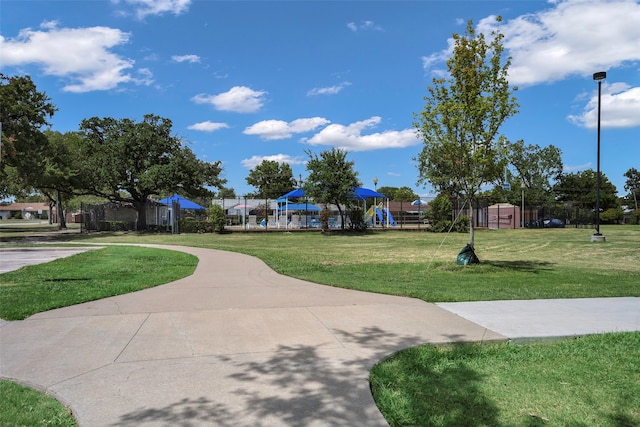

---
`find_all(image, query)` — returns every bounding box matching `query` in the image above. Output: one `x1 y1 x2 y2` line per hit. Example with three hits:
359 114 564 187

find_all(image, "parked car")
542 218 565 228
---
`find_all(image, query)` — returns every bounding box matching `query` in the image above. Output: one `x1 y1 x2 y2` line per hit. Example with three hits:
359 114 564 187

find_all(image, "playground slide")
384 209 397 227
375 208 384 224
375 208 397 227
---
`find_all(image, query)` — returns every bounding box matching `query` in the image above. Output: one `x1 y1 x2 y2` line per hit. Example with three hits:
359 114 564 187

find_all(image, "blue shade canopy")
280 187 384 200
281 189 305 198
348 187 385 200
158 194 206 210
278 203 320 211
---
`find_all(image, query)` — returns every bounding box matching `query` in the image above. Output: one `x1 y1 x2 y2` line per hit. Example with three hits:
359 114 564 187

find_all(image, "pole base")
591 234 606 243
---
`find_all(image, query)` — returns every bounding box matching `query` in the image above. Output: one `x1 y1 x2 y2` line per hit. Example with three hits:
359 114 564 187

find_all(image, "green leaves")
77 114 225 229
414 17 519 247
304 148 360 229
245 160 296 199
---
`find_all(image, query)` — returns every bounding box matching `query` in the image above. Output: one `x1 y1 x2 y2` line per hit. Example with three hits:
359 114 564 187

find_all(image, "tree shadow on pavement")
113 397 236 427
112 326 500 426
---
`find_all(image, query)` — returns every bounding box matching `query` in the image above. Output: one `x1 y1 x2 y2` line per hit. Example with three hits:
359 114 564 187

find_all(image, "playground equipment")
366 203 396 227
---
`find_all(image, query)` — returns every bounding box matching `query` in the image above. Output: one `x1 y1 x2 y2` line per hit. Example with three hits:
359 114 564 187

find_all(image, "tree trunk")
56 190 67 229
468 197 475 249
134 199 148 230
336 204 345 230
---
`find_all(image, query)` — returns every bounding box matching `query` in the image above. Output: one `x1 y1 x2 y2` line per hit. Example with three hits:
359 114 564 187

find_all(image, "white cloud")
241 154 306 169
192 86 267 113
303 116 420 152
244 117 330 140
0 21 141 92
422 1 640 86
307 81 351 96
117 0 192 19
187 121 229 132
172 54 201 63
482 0 640 86
346 20 384 32
564 162 592 173
420 37 455 78
568 83 640 129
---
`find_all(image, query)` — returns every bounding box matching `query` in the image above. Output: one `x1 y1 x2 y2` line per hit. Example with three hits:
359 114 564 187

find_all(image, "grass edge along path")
0 245 198 321
0 380 77 427
370 332 640 427
54 225 640 303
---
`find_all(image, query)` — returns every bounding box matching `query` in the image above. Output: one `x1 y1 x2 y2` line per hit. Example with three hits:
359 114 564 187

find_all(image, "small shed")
488 203 521 229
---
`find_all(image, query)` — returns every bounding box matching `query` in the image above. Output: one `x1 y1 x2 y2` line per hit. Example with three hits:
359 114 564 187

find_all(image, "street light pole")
521 181 525 228
592 71 606 242
373 176 378 228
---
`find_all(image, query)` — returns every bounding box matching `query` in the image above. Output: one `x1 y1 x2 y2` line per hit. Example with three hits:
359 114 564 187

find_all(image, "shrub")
178 218 209 233
601 207 623 224
208 205 226 233
453 214 470 232
430 219 452 233
426 194 455 233
348 208 368 231
98 220 129 231
319 208 331 231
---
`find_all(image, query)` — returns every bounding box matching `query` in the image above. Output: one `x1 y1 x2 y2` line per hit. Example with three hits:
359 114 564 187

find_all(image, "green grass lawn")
0 245 198 320
49 225 640 302
370 332 640 427
0 380 76 427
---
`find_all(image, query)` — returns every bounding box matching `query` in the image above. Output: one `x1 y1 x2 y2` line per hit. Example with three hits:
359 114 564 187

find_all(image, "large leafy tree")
78 114 225 230
36 131 87 228
377 186 419 202
0 74 57 198
414 18 519 250
245 160 296 199
489 140 564 206
217 187 237 199
623 167 639 210
304 148 360 230
554 170 618 211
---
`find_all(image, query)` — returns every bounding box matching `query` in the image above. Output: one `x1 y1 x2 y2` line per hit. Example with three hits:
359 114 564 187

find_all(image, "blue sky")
1 0 639 198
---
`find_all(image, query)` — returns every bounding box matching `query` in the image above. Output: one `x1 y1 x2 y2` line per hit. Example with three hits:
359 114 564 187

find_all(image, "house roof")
0 203 50 212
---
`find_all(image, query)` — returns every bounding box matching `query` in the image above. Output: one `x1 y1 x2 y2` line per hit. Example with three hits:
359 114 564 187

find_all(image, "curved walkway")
1 245 638 426
1 245 503 426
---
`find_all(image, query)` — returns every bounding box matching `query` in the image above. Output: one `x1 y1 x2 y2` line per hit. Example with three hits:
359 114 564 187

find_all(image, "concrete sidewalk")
1 245 638 426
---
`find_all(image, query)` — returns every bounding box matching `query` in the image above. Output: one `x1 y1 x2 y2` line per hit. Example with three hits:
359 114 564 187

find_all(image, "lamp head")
593 71 606 81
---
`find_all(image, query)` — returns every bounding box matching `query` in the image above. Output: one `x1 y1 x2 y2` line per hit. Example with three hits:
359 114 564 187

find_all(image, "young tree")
414 18 518 251
245 160 296 199
78 114 226 230
623 167 639 210
305 148 360 230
